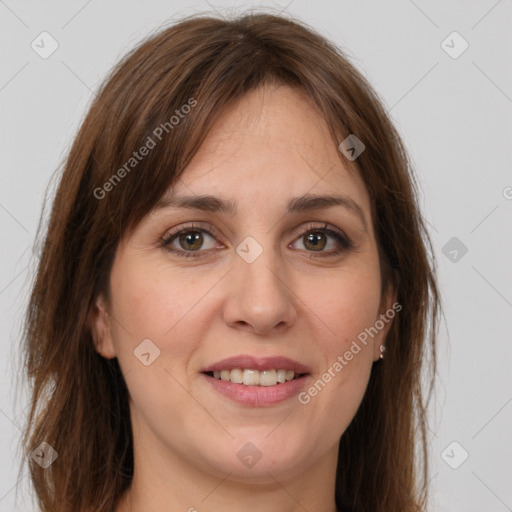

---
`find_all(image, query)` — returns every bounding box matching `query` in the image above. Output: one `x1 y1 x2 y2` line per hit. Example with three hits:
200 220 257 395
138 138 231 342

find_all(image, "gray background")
1 1 511 510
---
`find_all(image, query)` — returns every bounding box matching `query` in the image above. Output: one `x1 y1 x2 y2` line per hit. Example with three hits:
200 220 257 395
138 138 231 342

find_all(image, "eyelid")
290 222 354 252
162 222 226 245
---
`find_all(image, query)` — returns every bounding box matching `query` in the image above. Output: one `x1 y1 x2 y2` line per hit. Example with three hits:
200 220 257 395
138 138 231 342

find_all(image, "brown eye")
161 223 223 259
303 231 327 251
290 223 354 257
178 231 204 251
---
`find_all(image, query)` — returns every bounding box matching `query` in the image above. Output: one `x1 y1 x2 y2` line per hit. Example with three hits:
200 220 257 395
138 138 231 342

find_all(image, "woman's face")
92 84 394 484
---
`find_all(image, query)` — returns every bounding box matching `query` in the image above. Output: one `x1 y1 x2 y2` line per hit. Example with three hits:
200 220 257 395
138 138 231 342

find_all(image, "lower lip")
202 373 310 407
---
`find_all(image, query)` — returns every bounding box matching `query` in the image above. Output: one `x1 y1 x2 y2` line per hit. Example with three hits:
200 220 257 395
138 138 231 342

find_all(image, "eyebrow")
152 193 368 231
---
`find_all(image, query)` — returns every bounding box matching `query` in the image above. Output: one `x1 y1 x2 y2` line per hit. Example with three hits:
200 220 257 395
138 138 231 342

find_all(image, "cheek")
108 260 212 426
109 256 230 376
301 261 382 346
297 260 381 416
108 258 188 359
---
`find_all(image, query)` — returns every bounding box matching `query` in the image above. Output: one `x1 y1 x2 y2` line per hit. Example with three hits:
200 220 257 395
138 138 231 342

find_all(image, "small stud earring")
379 345 386 359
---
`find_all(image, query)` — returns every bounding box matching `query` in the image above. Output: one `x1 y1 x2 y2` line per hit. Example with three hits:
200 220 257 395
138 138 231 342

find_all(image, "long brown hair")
19 11 440 512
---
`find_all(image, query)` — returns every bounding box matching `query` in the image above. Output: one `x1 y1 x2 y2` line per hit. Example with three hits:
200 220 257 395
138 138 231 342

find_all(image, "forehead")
166 84 370 215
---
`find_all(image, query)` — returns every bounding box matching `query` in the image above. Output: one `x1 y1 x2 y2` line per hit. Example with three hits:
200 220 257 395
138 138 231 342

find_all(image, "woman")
20 11 440 512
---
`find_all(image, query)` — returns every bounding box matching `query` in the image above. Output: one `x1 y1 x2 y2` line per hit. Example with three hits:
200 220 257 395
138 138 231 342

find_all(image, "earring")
379 345 386 359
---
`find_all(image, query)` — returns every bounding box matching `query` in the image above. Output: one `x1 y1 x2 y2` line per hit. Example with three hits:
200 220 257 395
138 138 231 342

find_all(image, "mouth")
200 355 311 406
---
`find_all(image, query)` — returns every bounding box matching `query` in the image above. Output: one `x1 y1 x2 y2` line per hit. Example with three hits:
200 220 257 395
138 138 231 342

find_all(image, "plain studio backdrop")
1 1 511 511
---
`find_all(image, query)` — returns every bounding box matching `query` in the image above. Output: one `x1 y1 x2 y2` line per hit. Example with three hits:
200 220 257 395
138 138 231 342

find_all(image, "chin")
211 439 308 481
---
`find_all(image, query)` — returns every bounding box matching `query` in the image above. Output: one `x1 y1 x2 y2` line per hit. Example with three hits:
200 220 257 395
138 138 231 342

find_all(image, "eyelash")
160 222 354 259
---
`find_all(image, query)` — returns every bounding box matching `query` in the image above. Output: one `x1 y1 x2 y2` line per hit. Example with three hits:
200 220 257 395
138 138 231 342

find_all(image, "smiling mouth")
203 369 307 386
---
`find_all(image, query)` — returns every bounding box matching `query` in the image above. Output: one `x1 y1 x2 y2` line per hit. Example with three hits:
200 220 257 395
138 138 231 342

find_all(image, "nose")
222 247 298 336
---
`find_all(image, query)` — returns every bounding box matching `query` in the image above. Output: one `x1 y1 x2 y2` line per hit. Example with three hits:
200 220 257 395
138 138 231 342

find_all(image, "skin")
90 83 395 512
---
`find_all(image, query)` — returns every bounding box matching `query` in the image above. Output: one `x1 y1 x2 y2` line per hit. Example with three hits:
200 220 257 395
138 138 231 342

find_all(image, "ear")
88 294 117 359
372 285 399 362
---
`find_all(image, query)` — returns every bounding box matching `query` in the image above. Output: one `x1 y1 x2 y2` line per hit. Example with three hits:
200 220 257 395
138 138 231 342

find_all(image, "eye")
290 223 354 257
160 223 223 259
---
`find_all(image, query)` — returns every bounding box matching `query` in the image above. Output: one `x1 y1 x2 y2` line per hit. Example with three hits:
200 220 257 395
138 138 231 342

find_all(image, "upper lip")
202 355 311 375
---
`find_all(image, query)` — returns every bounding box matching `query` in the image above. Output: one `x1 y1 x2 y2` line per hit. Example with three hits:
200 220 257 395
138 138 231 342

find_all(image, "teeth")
259 370 277 387
210 368 299 386
230 368 243 384
243 369 260 386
